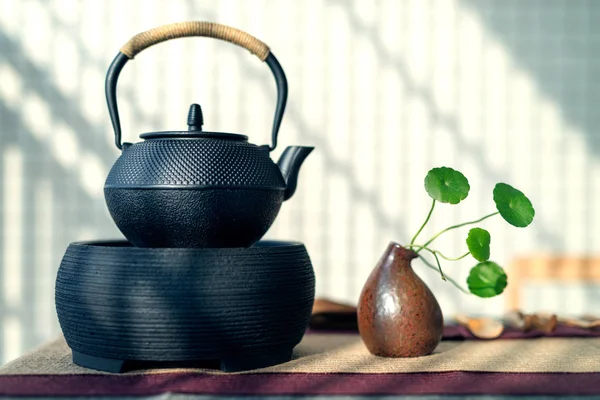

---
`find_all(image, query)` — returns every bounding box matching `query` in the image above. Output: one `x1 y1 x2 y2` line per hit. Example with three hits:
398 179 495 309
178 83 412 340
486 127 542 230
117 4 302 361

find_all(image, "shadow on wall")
461 0 600 312
0 100 117 362
326 0 567 250
462 0 599 152
0 25 122 363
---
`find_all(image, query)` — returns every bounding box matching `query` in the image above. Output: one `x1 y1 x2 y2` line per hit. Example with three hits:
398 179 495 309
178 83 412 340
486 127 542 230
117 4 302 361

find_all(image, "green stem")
417 211 500 252
430 251 446 281
438 251 470 261
410 199 436 245
417 254 470 294
405 244 470 261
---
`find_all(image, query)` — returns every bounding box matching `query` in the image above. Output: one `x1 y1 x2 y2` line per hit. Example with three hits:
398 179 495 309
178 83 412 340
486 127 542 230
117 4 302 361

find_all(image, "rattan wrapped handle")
120 21 270 61
106 21 287 151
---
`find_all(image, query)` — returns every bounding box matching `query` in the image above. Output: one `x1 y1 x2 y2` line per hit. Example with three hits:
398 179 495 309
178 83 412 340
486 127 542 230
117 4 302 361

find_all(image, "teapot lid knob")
187 104 203 132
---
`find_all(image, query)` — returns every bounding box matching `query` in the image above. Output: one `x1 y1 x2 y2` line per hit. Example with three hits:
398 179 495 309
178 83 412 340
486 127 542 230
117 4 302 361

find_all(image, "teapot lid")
139 104 248 141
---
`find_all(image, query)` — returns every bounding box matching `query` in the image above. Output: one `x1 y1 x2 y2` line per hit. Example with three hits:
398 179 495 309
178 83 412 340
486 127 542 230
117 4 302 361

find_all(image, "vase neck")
384 242 418 263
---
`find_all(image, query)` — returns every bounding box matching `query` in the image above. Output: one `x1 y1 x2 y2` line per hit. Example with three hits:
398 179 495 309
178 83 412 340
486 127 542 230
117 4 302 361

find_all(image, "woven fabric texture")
2 334 600 375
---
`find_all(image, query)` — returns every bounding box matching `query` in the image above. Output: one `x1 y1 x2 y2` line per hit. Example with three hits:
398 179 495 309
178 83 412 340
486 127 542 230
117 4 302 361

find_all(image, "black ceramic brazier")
103 21 313 248
55 240 315 372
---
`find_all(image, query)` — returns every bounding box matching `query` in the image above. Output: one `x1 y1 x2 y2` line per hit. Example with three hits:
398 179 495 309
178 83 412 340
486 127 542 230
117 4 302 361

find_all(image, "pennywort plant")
406 167 535 298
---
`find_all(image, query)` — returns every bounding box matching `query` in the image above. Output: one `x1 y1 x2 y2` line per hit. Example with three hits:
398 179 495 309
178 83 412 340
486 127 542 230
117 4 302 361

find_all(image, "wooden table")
1 333 600 398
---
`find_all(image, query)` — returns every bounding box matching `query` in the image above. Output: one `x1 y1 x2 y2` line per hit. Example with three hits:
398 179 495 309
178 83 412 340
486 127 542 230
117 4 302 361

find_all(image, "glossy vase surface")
357 242 443 357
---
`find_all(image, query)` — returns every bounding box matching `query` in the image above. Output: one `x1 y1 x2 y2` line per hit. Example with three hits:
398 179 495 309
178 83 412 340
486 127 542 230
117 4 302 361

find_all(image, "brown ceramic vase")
358 242 443 357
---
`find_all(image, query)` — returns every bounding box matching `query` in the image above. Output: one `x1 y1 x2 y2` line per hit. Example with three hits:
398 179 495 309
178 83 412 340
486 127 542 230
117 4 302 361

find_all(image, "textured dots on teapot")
105 140 285 188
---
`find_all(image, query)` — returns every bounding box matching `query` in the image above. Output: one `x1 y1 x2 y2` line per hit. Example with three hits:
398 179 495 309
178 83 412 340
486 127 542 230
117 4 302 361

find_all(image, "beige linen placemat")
2 334 600 375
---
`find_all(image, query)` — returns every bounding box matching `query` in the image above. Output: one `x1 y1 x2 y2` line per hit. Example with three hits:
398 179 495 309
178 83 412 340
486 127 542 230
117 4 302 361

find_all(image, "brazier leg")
220 348 293 372
72 350 126 373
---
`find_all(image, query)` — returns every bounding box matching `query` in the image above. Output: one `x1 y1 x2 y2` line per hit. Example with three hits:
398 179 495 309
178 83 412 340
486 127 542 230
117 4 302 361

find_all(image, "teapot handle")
105 21 287 151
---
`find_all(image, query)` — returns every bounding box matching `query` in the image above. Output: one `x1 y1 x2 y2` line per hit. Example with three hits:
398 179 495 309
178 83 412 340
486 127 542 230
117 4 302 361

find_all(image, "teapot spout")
277 146 314 201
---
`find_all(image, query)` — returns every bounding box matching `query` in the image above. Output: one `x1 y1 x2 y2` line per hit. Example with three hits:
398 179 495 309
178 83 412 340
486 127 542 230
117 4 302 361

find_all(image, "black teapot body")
103 22 312 248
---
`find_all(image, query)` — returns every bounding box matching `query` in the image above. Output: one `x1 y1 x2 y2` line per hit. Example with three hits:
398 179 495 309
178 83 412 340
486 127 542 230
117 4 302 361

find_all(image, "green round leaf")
467 261 507 298
424 167 470 204
493 183 535 227
466 228 491 262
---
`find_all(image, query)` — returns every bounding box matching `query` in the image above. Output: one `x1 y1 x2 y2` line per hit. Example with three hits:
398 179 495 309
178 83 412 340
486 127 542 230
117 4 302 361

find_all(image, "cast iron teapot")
104 22 313 248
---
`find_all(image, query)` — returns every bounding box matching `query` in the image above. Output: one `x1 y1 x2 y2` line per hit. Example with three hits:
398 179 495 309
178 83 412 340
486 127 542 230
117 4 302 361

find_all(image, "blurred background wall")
0 0 598 363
